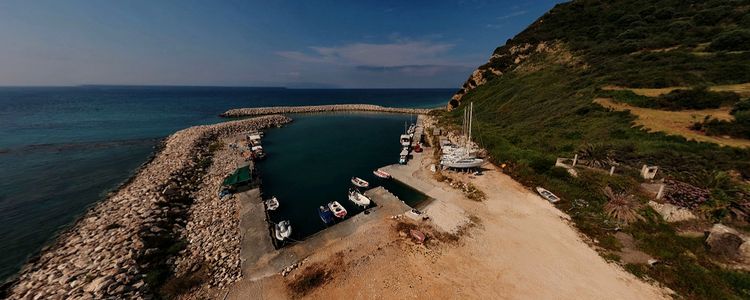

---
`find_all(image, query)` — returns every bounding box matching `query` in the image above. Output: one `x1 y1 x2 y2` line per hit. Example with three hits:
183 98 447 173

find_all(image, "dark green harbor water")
258 112 428 240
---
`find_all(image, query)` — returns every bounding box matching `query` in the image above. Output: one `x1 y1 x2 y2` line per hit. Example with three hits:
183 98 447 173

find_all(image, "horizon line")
0 84 458 90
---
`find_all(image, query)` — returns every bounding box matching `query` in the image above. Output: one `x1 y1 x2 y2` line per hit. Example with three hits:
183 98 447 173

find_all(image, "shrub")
709 30 750 51
658 87 740 110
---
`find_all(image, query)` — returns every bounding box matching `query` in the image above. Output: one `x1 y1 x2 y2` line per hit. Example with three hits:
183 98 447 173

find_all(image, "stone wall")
220 104 431 118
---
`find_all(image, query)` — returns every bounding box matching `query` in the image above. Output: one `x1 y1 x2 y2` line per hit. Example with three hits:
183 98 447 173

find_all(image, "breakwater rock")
4 115 291 299
220 104 431 118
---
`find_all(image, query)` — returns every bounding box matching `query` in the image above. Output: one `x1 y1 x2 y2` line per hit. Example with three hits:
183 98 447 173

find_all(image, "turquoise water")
258 113 428 240
0 87 451 281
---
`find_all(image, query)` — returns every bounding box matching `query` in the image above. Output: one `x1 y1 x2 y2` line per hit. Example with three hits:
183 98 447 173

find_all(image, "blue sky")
0 0 561 88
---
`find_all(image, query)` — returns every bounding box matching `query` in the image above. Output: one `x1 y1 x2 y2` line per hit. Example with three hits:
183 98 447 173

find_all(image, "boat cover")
222 166 253 186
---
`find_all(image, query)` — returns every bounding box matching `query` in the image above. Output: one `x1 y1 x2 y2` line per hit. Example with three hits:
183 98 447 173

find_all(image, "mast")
469 102 473 145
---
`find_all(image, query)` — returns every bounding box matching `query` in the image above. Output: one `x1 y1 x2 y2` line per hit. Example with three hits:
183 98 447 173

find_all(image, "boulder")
706 224 750 261
648 201 696 223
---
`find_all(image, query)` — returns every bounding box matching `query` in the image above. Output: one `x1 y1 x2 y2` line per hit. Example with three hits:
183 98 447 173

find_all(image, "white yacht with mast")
441 102 484 169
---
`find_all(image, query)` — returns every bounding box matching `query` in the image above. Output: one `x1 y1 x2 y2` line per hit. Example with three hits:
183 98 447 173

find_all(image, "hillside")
443 0 750 299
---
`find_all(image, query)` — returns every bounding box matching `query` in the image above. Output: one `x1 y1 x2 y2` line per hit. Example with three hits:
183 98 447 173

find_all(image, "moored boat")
373 169 391 179
328 201 347 218
319 205 335 224
265 196 280 210
351 177 369 188
348 189 371 207
535 187 561 203
274 220 292 241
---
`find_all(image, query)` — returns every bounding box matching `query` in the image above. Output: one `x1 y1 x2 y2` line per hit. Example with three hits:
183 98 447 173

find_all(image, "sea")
0 86 453 282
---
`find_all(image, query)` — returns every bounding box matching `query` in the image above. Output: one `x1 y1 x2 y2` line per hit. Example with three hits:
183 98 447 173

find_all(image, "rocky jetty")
220 104 431 118
4 115 291 299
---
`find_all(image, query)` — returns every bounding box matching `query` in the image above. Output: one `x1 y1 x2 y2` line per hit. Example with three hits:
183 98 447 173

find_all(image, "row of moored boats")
266 171 391 241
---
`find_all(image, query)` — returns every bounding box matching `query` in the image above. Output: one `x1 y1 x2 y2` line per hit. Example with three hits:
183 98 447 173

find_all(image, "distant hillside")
443 1 750 298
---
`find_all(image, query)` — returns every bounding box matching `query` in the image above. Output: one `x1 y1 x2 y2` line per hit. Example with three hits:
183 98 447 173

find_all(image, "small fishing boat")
351 177 369 188
399 148 409 165
348 189 371 207
274 220 292 241
400 134 411 147
328 201 347 219
373 169 391 179
318 205 335 224
535 187 561 203
265 196 280 211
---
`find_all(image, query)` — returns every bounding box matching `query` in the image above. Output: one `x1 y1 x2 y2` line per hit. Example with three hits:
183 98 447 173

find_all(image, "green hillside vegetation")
441 0 750 298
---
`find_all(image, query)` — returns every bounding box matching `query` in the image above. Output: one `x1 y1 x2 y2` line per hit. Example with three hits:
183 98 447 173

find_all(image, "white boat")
373 169 391 179
348 189 371 207
535 187 561 203
399 148 409 165
274 220 292 241
265 196 279 210
400 134 411 147
442 157 484 169
351 177 369 188
328 201 347 218
441 102 484 169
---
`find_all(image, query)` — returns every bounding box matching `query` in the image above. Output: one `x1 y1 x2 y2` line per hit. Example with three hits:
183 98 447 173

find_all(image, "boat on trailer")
351 177 369 188
535 187 561 203
274 220 292 241
328 201 347 219
373 169 391 179
319 206 335 224
265 196 280 211
348 189 371 207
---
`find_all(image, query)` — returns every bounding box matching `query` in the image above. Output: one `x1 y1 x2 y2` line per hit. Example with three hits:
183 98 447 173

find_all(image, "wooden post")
572 154 578 166
609 166 615 176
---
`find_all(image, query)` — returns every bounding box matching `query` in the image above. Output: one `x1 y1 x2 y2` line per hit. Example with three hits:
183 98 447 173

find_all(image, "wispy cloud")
486 10 528 30
496 10 527 20
276 40 463 67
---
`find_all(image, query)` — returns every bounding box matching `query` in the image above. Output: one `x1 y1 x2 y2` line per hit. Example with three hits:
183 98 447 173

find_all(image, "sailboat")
441 102 484 169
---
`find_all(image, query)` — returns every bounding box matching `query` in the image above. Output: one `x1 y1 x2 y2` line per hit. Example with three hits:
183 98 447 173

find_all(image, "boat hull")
442 158 484 169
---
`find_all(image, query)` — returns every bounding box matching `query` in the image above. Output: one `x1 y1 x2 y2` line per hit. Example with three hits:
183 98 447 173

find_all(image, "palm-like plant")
602 186 644 224
577 143 616 169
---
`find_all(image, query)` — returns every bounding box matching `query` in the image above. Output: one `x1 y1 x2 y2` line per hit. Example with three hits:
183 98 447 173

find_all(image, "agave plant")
577 143 616 169
602 186 644 224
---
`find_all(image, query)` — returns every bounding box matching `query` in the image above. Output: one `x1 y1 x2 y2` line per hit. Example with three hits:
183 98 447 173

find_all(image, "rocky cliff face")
449 41 566 110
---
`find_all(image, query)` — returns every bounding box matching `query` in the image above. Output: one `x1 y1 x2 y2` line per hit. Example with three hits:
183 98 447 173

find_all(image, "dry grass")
601 83 750 98
593 98 750 148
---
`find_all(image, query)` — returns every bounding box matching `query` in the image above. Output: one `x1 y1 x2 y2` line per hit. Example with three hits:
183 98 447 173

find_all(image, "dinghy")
351 177 369 188
535 187 561 203
265 196 280 211
319 205 335 225
274 220 292 241
348 189 371 207
328 201 347 219
373 169 391 179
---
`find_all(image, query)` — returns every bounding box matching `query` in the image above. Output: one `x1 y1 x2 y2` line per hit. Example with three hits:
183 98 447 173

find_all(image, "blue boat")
319 205 335 224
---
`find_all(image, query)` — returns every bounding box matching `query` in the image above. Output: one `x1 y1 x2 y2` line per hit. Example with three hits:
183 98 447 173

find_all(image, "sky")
0 0 562 88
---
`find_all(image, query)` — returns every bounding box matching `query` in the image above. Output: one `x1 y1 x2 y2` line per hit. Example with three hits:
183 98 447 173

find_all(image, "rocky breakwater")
3 115 291 299
220 104 431 118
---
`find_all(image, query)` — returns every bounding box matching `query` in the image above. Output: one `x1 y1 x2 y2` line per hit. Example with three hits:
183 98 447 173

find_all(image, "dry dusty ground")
593 97 750 148
224 153 670 299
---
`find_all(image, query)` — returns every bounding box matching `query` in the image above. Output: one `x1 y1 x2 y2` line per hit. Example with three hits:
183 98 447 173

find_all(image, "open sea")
0 86 452 282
